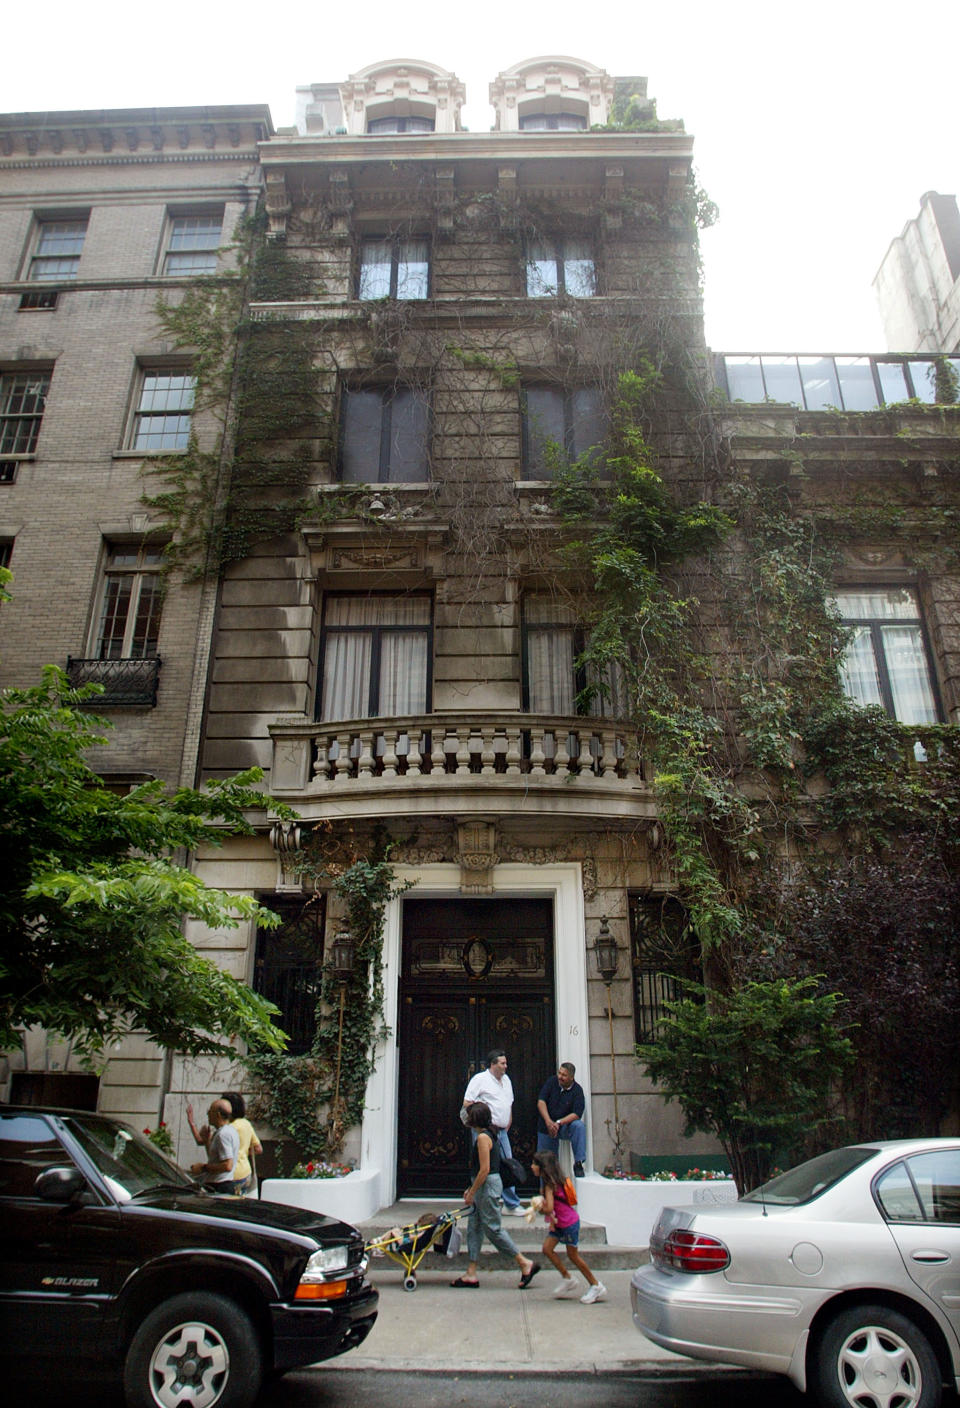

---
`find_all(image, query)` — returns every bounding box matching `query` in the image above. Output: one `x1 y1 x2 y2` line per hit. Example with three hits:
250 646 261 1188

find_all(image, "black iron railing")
65 656 161 707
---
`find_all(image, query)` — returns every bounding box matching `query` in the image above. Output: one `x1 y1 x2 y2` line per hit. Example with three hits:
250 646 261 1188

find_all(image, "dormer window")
518 112 587 131
367 114 435 134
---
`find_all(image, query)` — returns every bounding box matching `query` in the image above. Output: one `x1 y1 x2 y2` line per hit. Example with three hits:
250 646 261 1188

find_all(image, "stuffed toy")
523 1194 545 1223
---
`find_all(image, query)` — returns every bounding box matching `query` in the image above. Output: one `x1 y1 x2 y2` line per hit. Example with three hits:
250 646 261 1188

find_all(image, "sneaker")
504 1204 528 1216
580 1281 607 1305
573 1161 585 1177
552 1277 580 1299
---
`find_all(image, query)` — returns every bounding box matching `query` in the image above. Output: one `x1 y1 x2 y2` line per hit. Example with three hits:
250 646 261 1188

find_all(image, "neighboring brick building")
0 104 270 1122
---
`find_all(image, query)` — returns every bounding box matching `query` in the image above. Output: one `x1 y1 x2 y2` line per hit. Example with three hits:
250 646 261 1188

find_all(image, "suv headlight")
302 1246 349 1279
295 1245 351 1301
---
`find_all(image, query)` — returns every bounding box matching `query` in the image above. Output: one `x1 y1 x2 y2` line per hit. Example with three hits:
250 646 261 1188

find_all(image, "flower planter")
259 1168 381 1226
576 1175 737 1247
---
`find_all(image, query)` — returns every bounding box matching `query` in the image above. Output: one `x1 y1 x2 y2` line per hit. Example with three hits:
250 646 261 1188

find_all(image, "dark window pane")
570 387 605 456
387 388 429 481
341 389 383 482
0 1115 65 1198
523 386 565 473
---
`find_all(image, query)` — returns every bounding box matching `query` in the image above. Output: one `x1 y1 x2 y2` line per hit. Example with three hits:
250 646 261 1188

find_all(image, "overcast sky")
5 0 956 351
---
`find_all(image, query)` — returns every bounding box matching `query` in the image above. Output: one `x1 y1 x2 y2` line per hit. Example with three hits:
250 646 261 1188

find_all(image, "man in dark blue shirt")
536 1061 587 1176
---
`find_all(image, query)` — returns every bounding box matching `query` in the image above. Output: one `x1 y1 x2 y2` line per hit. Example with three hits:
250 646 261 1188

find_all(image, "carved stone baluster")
480 725 496 775
334 732 353 781
554 730 570 778
432 730 447 775
529 726 546 777
505 727 522 775
313 736 330 781
600 728 618 779
455 727 472 775
381 728 399 779
406 728 422 777
357 730 375 779
576 731 593 775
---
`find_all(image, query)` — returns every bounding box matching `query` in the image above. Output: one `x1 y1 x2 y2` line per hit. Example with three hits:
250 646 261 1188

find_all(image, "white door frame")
360 862 591 1206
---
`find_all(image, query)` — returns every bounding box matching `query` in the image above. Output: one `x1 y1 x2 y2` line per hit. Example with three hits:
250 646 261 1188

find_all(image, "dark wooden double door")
397 898 555 1197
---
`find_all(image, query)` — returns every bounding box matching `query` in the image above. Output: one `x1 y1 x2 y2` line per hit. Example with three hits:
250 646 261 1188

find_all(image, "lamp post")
592 915 627 1171
329 925 356 1126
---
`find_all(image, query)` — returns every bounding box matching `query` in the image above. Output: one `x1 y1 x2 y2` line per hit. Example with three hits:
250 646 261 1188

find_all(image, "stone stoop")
358 1201 649 1274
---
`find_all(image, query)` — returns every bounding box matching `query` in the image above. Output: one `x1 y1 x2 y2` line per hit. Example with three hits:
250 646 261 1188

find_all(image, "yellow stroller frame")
364 1206 471 1290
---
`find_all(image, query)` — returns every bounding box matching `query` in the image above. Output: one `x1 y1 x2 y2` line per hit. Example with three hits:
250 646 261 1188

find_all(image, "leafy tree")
0 662 289 1061
640 977 853 1194
765 841 960 1140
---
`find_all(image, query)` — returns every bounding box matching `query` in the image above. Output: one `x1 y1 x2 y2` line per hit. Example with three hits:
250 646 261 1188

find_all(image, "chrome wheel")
124 1292 261 1408
812 1304 942 1408
147 1318 229 1408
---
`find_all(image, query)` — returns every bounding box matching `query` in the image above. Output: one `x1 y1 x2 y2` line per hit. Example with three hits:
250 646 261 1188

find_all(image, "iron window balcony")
65 656 161 707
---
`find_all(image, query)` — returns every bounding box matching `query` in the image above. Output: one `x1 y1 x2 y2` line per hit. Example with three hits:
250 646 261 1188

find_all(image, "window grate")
65 656 161 707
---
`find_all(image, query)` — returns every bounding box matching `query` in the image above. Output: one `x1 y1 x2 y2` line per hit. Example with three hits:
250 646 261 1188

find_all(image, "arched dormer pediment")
340 58 465 136
489 55 614 132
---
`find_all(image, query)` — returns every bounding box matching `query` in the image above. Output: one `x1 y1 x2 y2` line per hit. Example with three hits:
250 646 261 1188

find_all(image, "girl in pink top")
531 1150 606 1303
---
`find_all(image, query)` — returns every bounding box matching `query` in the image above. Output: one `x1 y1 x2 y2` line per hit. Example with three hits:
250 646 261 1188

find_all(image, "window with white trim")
129 370 195 452
28 217 88 281
526 237 596 297
94 546 165 660
521 384 605 477
834 588 940 725
162 211 222 275
340 384 430 483
318 594 432 722
358 237 429 300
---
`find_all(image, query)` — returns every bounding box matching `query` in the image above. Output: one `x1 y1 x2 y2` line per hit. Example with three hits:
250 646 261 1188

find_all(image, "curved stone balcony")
268 712 656 823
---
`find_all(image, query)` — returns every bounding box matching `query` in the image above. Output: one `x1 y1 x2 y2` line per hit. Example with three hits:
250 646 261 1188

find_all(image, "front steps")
358 1199 649 1274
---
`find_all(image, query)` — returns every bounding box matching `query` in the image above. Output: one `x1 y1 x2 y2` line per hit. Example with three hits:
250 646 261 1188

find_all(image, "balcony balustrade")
269 711 655 822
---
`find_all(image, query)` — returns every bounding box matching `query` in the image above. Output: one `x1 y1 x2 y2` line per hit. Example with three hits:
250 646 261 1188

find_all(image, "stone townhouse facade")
2 60 959 1201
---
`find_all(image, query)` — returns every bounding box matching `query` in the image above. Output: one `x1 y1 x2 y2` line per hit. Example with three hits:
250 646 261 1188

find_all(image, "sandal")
450 1276 479 1288
518 1263 541 1288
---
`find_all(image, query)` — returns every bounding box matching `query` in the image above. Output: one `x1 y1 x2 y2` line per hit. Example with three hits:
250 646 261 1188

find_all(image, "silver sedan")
631 1139 960 1408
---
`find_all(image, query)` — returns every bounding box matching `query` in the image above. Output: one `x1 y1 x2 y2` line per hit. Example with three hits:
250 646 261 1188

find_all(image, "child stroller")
364 1206 471 1290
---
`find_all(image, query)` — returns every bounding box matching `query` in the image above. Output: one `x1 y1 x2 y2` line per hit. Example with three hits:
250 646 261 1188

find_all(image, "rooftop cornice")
258 129 694 167
0 107 273 162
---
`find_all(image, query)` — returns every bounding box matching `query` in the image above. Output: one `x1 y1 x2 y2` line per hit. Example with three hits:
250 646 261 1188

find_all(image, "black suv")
0 1107 378 1407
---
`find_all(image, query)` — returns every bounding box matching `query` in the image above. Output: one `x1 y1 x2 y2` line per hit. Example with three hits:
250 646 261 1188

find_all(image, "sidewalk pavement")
324 1267 696 1376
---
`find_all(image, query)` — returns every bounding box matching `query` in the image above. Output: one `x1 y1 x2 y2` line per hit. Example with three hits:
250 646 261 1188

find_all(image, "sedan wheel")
123 1291 262 1408
812 1304 942 1408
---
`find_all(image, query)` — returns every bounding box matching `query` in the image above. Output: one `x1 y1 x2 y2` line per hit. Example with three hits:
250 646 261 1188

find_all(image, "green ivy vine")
146 213 326 576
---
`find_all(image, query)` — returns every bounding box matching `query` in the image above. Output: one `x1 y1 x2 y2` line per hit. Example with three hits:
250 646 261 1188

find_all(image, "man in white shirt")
462 1049 525 1213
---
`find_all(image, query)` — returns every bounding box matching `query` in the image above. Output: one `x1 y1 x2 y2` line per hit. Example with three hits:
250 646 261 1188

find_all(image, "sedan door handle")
911 1250 950 1263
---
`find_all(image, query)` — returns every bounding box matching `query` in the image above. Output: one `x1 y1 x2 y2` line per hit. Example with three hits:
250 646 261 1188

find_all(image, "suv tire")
811 1303 942 1408
123 1290 263 1408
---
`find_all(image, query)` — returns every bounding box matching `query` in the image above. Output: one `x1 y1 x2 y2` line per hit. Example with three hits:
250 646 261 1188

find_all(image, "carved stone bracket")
265 170 291 240
457 820 499 895
269 819 303 893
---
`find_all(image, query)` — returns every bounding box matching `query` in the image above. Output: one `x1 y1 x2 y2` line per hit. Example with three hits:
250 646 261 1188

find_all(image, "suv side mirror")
35 1165 89 1202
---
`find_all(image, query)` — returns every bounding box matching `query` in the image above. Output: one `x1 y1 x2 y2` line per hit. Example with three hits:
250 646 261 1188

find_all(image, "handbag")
499 1153 527 1187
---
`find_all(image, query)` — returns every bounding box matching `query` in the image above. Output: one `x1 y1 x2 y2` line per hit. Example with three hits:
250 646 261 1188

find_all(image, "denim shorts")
552 1218 580 1247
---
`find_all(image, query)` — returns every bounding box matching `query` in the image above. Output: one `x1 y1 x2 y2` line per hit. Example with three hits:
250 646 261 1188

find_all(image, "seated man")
536 1061 587 1177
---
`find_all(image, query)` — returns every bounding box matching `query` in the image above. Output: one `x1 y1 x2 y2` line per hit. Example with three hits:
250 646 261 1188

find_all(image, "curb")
311 1360 760 1379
